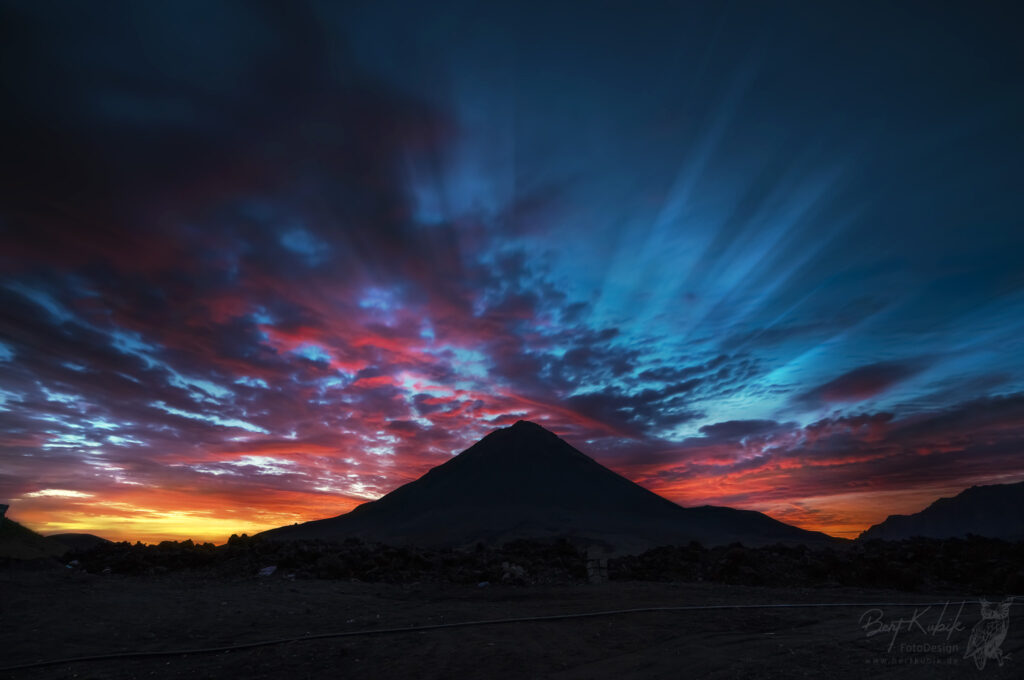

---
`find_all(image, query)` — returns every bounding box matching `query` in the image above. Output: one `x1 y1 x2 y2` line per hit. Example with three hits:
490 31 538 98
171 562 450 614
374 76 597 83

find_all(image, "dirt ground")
1 568 1020 679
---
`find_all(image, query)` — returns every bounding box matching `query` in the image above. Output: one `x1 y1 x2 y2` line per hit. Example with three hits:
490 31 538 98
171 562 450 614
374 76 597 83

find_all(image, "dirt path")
1 570 1020 679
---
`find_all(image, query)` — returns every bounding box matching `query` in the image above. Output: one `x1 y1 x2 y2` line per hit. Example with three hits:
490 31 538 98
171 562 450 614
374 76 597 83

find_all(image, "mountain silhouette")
46 532 111 551
261 420 833 551
0 516 68 559
859 480 1024 541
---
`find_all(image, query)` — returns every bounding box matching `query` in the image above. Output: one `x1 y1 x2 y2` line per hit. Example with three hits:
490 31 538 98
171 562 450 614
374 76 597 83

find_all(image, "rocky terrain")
11 533 1022 595
4 531 1022 678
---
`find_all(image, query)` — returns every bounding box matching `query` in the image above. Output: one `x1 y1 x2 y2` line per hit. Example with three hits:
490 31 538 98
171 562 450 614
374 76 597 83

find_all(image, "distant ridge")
0 515 111 560
47 532 112 551
859 480 1024 541
0 516 68 560
261 420 835 552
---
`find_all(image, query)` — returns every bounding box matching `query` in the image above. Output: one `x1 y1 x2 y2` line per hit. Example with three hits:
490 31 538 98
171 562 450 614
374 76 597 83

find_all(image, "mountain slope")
0 516 70 560
261 420 834 551
859 480 1024 541
47 533 112 551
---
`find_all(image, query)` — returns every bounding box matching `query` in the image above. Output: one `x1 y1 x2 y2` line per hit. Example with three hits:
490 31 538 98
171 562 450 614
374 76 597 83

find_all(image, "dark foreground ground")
2 567 1021 680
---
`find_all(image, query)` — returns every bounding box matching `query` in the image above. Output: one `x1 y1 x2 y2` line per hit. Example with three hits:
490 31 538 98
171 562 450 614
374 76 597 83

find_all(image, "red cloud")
796 361 927 406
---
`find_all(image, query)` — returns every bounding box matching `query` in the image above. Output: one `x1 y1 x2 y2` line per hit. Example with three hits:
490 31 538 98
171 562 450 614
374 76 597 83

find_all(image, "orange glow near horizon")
7 472 988 544
4 2 1024 564
7 487 365 545
7 377 1024 545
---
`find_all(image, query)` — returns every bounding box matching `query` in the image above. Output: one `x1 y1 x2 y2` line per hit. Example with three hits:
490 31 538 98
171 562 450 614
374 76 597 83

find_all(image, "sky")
1 0 1022 542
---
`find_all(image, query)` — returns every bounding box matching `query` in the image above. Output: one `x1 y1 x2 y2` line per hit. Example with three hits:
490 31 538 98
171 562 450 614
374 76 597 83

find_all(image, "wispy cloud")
1 0 1022 542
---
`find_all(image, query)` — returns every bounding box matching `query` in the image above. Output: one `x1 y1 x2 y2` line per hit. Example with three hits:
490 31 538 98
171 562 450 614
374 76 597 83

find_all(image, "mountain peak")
460 419 574 467
261 419 833 550
506 419 555 434
478 419 561 448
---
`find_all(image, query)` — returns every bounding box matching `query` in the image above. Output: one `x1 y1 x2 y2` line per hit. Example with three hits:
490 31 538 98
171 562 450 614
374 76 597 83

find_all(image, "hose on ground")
2 598 1010 673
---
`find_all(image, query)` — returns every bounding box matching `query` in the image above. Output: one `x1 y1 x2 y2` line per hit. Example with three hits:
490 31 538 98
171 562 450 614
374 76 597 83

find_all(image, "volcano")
261 420 834 551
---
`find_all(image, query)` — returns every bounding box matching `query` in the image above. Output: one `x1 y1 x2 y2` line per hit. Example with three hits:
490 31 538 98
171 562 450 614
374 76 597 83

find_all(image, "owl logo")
964 598 1013 670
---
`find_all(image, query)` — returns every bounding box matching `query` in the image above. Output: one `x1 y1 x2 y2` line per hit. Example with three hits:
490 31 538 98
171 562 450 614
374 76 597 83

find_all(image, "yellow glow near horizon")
9 495 361 545
22 511 276 544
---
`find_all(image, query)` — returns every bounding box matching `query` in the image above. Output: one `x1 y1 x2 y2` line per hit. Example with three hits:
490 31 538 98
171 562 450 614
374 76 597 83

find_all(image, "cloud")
794 360 928 408
614 393 1024 536
698 419 788 441
1 1 1022 544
